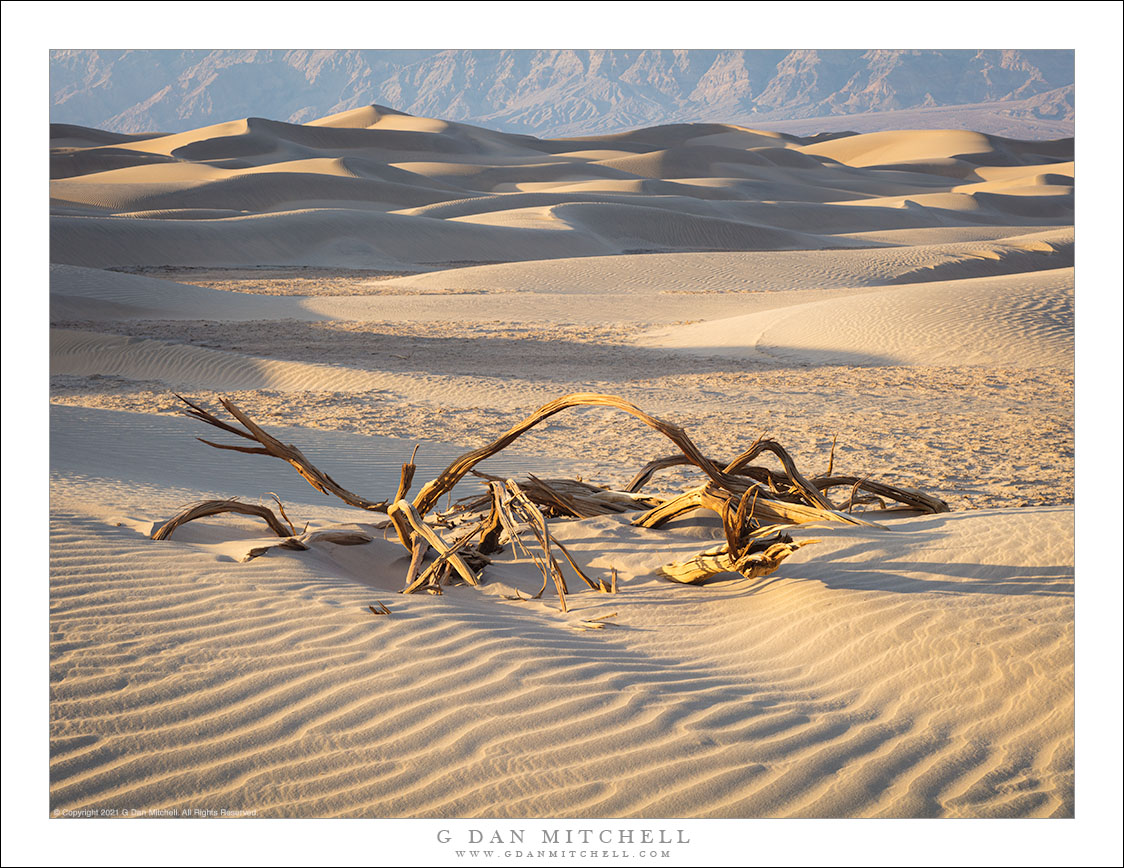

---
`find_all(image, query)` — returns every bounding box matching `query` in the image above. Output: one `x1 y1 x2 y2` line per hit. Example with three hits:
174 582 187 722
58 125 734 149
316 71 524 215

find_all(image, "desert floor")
48 108 1074 818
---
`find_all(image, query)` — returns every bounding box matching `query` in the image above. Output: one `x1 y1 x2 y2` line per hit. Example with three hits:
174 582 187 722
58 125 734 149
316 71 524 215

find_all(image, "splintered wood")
159 392 950 604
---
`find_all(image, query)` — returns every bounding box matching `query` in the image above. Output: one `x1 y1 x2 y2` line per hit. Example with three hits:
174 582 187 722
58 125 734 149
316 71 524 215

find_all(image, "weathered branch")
394 445 420 504
388 499 479 588
240 529 373 562
722 438 837 511
625 455 724 493
410 392 759 518
403 534 430 592
633 483 874 529
151 498 372 564
812 476 949 514
178 395 386 511
659 537 817 585
627 447 947 518
478 483 507 554
152 499 292 541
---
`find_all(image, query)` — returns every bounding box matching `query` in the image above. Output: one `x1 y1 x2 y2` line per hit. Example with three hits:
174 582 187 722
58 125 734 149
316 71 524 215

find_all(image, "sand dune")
546 202 847 251
365 229 1070 296
49 406 1072 818
49 265 309 321
638 268 1073 368
836 190 1073 223
47 260 861 329
53 169 464 214
797 128 1073 169
596 144 795 178
48 106 1075 820
50 329 394 393
556 122 796 152
50 208 616 270
50 107 1072 270
49 328 580 414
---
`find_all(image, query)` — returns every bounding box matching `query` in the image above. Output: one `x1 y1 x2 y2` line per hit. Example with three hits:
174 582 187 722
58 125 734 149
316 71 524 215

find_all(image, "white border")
4 2 1121 865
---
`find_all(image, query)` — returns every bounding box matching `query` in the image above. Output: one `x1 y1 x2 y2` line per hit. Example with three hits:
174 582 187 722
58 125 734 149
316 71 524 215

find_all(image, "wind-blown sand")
48 106 1075 819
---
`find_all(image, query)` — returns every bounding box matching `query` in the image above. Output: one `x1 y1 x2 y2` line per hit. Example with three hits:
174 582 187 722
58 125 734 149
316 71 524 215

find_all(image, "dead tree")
153 392 948 601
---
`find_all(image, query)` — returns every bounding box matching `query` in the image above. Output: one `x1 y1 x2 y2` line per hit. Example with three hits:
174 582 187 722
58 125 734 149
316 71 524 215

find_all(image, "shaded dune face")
49 106 1072 270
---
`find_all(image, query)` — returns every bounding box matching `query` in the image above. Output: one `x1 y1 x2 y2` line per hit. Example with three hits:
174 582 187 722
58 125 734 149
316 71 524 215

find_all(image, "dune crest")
51 107 1071 269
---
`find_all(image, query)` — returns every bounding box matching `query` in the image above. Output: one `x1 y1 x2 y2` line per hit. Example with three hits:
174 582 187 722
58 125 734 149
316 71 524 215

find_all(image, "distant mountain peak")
50 49 1074 140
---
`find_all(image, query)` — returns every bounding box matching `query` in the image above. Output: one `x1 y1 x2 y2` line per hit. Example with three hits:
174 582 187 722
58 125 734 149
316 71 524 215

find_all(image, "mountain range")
50 49 1074 140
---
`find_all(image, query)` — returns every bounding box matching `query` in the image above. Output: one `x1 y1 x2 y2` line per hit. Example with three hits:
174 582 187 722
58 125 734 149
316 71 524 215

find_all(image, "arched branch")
412 392 766 518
